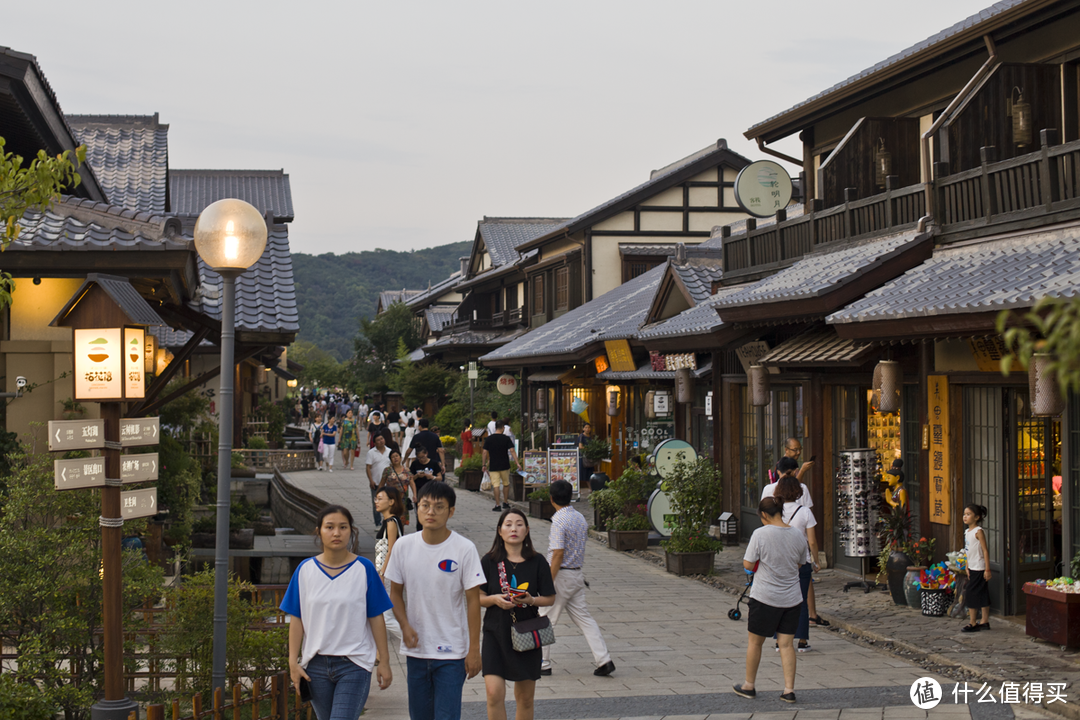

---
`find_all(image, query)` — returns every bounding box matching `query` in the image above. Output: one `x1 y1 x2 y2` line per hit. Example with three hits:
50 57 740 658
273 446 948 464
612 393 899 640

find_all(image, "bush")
588 488 621 523
459 452 483 471
527 486 550 502
246 436 269 450
433 403 464 442
581 437 611 464
608 513 650 532
609 464 657 507
663 458 723 534
0 675 56 720
661 526 722 554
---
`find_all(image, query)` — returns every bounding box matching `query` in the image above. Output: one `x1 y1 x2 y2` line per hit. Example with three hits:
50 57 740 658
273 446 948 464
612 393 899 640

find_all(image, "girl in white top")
775 475 818 652
281 505 393 720
961 503 991 633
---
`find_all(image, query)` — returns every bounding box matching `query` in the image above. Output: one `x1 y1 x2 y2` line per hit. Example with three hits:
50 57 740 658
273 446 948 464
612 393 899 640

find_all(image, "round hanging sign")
496 374 518 395
652 438 697 480
734 160 793 218
647 486 674 538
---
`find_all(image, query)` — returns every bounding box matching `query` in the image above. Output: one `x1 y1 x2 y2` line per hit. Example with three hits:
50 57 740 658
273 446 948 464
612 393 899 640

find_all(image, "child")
961 503 991 632
384 481 484 720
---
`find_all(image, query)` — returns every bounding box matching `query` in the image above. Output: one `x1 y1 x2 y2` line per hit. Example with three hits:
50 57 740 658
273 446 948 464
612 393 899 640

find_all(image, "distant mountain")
292 242 472 360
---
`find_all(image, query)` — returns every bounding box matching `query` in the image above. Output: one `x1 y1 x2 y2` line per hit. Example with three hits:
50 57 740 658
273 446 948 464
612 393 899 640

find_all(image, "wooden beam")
132 345 265 417
126 326 211 417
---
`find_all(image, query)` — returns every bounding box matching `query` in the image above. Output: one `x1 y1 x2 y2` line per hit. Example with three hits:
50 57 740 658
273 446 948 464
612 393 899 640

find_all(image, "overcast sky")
10 1 990 256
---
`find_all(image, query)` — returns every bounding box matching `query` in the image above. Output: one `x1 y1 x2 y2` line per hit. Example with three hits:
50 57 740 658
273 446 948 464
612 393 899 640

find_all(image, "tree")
447 365 519 430
391 343 454 407
353 302 421 392
290 340 353 390
0 138 86 308
997 296 1080 393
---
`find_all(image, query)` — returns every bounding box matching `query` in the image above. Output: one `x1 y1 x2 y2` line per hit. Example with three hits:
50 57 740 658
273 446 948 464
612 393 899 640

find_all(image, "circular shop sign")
734 160 793 218
652 438 697 480
647 486 674 538
496 373 518 395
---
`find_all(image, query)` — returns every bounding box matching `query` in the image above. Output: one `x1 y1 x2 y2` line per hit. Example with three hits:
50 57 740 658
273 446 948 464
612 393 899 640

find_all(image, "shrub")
663 458 723 534
246 436 269 450
459 452 483 471
608 513 651 532
588 487 621 523
609 464 657 507
527 486 550 502
0 675 56 720
433 403 464 443
661 526 722 554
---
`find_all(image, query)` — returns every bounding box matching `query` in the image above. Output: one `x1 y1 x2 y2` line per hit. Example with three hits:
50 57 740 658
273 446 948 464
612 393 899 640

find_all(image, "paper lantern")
1010 86 1032 147
607 387 621 416
877 360 902 413
748 365 770 407
674 367 693 403
1029 353 1065 417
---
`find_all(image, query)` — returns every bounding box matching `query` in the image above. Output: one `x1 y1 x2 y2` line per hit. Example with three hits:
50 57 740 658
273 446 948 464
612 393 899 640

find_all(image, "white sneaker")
318 466 323 471
329 468 333 473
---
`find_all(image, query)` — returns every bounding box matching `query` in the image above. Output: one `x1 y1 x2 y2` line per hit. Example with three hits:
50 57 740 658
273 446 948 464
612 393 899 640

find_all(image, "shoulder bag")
498 561 554 652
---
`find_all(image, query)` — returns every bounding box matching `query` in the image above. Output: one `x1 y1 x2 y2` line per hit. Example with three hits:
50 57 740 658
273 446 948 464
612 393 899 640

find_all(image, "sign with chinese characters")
48 419 107 451
735 341 770 373
594 355 609 374
496 374 518 396
522 450 548 485
119 418 159 447
928 375 951 525
649 352 697 372
604 339 636 373
734 160 793 218
124 327 145 399
547 448 580 494
120 453 158 483
54 456 107 490
969 336 1007 373
120 487 158 519
74 328 123 401
653 391 670 415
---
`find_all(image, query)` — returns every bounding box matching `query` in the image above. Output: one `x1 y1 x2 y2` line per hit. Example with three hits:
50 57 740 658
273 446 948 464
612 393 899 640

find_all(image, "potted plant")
528 486 555 520
901 536 936 608
581 437 612 491
588 487 621 531
609 463 657 515
607 511 650 552
875 504 913 605
661 458 724 576
457 452 484 492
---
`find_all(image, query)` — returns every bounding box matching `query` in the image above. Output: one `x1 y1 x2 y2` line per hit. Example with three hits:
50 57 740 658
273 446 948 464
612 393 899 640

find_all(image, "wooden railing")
444 306 525 332
236 449 316 472
722 131 1080 276
144 672 311 720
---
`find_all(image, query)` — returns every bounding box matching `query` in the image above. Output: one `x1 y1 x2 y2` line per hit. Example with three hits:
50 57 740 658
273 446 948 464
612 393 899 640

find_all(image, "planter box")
665 550 715 576
608 530 648 552
1024 582 1080 649
459 469 483 491
529 499 555 520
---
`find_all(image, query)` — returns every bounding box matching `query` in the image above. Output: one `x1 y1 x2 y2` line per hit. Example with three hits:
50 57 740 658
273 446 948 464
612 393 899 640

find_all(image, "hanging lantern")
877 360 902 413
607 386 621 416
645 390 656 419
1011 86 1032 147
748 365 770 407
871 361 883 407
535 387 547 412
874 138 892 188
674 367 693 404
1029 353 1065 417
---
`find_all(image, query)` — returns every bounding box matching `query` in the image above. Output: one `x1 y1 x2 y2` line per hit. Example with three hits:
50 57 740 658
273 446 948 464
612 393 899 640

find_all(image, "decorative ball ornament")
1030 353 1066 416
748 365 770 407
877 360 902 413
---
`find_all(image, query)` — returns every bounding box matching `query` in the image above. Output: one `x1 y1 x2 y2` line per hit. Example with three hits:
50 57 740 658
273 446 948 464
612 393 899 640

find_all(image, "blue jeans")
305 654 372 720
405 656 466 720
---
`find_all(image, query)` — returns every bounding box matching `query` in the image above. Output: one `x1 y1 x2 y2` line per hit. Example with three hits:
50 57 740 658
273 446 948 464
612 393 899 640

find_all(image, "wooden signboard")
928 375 951 525
54 457 107 490
119 418 159 447
120 487 158 519
48 419 106 451
120 453 159 483
604 339 636 373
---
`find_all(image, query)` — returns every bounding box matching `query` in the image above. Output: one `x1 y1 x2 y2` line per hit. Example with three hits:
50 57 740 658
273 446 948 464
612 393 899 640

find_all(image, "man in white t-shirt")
486 411 515 443
366 434 393 529
385 481 484 720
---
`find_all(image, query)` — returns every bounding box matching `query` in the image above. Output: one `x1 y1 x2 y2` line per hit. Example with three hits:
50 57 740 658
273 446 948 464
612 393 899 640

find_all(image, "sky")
8 1 992 256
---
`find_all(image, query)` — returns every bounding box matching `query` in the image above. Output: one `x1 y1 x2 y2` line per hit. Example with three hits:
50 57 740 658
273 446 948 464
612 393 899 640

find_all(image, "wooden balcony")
444 306 525 333
722 131 1080 277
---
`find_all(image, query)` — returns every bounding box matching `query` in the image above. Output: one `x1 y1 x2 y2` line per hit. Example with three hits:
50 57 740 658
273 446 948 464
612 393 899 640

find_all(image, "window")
532 275 544 316
555 267 569 311
621 256 664 282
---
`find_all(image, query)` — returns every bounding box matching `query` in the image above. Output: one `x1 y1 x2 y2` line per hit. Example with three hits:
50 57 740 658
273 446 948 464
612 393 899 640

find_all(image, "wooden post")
885 175 898 228
933 162 950 224
1041 128 1061 211
746 219 757 266
843 187 857 237
146 706 164 720
980 146 998 225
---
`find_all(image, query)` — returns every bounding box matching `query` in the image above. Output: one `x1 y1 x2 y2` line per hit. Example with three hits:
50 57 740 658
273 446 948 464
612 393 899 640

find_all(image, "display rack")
837 448 882 593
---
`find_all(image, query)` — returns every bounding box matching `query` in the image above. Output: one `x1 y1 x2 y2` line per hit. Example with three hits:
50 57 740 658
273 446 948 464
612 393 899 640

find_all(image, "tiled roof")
478 218 569 267
10 196 186 251
638 286 744 340
429 327 527 349
192 224 299 335
424 308 456 334
620 243 689 256
482 264 666 362
406 272 462 309
714 230 923 308
828 225 1080 324
379 290 424 312
758 328 875 367
746 1 1026 137
67 114 169 215
151 326 206 348
170 169 294 222
672 260 724 305
597 360 712 381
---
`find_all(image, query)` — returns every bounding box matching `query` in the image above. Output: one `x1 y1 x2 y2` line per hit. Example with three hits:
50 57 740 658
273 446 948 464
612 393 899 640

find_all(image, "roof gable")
67 114 170 215
170 169 294 222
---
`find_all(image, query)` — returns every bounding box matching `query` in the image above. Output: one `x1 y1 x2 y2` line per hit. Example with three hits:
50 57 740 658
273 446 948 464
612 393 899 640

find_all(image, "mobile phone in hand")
809 455 817 462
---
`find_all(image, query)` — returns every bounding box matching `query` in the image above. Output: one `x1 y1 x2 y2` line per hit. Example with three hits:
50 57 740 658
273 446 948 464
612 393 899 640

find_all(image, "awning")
758 329 875 368
527 370 565 383
597 361 712 381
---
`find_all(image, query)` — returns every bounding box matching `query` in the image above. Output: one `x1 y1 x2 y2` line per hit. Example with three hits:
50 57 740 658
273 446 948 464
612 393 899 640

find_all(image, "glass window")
532 275 544 316
555 267 569 311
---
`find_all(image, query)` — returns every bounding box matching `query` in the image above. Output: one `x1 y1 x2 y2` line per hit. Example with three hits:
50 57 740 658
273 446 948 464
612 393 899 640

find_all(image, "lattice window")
555 267 569 311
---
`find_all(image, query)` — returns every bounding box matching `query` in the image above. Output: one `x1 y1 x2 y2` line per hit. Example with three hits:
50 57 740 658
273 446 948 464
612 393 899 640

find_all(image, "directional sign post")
120 453 158 484
48 419 106 452
119 417 159 447
54 457 107 490
120 487 157 520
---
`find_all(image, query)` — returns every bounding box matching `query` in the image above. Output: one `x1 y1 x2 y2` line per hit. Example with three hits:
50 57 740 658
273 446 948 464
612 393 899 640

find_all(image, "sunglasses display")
836 448 882 558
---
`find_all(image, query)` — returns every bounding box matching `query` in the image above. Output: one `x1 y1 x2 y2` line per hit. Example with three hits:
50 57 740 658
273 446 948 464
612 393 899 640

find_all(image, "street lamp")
194 199 267 692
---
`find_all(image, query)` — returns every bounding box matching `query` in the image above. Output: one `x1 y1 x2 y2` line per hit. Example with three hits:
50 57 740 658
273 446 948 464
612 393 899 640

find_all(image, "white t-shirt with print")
367 445 392 484
383 530 484 659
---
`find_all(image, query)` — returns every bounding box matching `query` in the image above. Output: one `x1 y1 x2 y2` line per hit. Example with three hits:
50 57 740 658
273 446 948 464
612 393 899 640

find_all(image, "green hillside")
292 242 471 360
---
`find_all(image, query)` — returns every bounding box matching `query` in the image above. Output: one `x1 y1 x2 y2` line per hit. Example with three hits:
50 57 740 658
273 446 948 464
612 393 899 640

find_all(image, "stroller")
728 567 755 621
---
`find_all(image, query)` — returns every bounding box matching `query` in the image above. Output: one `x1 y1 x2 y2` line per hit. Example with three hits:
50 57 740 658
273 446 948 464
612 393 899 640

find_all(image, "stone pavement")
278 450 1053 720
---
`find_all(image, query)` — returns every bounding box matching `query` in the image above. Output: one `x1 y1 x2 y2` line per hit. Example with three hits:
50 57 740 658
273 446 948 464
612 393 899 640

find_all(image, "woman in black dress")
480 509 556 720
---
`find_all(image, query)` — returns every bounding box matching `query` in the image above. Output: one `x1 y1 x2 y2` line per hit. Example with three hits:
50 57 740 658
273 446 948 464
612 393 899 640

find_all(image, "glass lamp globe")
193 198 268 272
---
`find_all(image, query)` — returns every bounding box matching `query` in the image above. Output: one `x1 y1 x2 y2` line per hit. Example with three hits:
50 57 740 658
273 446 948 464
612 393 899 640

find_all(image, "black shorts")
747 598 801 637
965 571 991 610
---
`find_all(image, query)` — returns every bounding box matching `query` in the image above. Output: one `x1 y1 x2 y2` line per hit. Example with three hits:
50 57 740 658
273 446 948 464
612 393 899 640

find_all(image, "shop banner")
522 451 548 485
928 375 951 525
547 449 580 494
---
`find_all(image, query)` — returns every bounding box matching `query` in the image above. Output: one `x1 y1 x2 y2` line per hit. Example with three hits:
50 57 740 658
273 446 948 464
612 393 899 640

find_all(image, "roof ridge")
171 168 286 176
55 196 182 238
480 216 571 223
67 113 165 127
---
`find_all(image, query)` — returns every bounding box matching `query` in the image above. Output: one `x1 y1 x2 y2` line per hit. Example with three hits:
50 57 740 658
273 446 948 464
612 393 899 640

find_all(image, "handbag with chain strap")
497 561 554 652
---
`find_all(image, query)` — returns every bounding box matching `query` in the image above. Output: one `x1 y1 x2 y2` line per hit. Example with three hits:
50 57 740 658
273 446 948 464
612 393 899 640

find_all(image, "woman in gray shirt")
734 496 808 704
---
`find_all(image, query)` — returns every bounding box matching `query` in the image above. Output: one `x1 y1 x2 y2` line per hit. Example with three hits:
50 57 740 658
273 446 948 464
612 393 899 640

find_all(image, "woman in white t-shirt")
775 475 818 652
280 505 393 720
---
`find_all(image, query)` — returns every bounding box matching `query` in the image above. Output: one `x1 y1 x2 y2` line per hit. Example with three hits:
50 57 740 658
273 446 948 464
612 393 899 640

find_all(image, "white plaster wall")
689 186 720 206
639 212 683 232
646 186 684 207
690 169 718 183
593 211 634 231
10 278 83 341
540 237 581 260
690 211 744 232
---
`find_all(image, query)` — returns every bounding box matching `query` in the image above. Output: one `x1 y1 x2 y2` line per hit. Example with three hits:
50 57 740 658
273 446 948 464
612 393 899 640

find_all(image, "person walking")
482 421 519 512
340 409 360 471
487 411 515 443
280 505 392 720
734 496 808 704
538 480 614 677
403 418 417 458
405 418 445 468
366 434 393 529
961 503 992 632
379 449 417 529
367 412 385 449
576 423 594 489
774 463 819 653
375 487 406 638
409 446 444 494
320 414 339 472
387 409 403 448
385 482 484 720
479 509 556 720
308 413 324 471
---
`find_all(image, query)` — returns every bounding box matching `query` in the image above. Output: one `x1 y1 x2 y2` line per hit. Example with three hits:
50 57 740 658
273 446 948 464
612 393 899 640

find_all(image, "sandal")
809 615 830 627
960 624 981 633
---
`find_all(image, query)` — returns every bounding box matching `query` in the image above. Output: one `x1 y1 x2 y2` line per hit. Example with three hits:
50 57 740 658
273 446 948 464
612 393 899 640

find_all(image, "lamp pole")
193 199 267 693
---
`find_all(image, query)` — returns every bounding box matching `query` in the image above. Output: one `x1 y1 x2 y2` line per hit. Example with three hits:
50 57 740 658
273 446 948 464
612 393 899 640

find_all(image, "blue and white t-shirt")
279 556 392 670
383 531 484 659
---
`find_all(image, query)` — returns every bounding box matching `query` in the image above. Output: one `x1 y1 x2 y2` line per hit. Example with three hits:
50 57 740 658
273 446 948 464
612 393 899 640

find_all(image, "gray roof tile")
672 260 724 305
406 272 463 309
430 327 526 349
379 290 424 311
597 360 712 381
758 328 874 366
828 226 1080 324
67 114 169 215
478 218 569 267
11 196 186 251
637 285 744 340
170 169 294 221
715 230 923 308
424 308 456 333
619 243 695 256
482 264 666 362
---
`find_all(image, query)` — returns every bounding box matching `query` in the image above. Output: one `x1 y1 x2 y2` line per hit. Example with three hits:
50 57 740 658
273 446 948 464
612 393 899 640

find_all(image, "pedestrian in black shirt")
483 421 518 512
